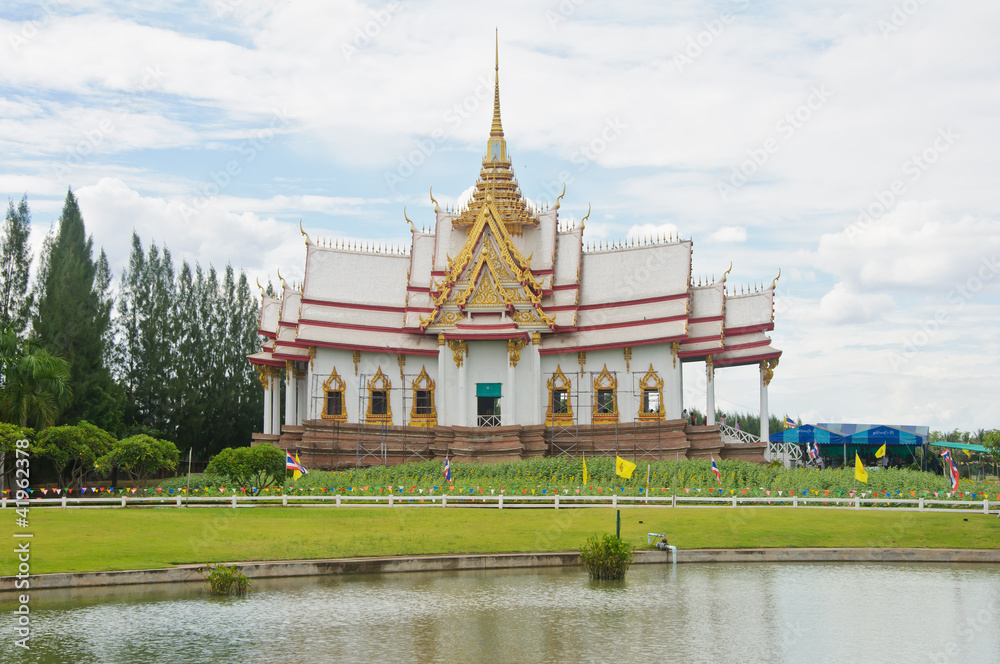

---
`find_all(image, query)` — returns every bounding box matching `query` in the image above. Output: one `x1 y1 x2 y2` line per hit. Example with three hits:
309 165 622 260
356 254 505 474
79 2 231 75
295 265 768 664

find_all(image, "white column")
706 358 716 425
297 370 307 424
284 364 296 427
263 368 272 435
458 354 467 427
759 361 770 443
530 336 542 425
271 373 282 435
437 335 447 425
505 351 515 427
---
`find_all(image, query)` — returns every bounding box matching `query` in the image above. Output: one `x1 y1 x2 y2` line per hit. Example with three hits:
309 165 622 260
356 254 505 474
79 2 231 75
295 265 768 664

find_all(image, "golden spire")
490 28 503 140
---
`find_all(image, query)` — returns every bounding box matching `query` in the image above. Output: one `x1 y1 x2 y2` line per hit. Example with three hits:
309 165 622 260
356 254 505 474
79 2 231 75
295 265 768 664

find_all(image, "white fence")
4 493 996 514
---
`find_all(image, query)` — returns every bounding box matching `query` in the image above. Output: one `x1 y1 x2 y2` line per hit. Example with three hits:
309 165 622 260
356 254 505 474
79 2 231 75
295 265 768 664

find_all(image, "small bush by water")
580 534 634 580
201 564 252 596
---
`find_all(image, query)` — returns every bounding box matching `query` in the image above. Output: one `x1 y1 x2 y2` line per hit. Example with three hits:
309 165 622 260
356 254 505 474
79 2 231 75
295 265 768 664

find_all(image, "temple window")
321 368 347 422
409 366 437 427
637 364 665 422
545 365 574 426
366 367 392 424
592 364 619 424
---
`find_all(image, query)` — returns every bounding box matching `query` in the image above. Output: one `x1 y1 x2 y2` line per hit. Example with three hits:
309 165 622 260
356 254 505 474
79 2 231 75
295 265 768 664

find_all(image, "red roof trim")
301 298 406 314
725 323 775 336
539 334 687 355
296 337 438 356
552 283 579 292
713 349 782 368
568 313 687 333
689 315 725 324
443 331 530 342
299 318 404 334
248 356 284 368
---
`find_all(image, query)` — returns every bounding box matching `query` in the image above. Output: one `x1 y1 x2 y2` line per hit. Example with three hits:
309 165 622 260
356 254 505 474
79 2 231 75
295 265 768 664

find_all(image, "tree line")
0 189 263 486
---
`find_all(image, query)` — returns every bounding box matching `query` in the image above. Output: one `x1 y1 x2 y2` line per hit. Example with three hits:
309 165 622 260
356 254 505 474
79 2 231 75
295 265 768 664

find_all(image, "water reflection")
1 563 998 664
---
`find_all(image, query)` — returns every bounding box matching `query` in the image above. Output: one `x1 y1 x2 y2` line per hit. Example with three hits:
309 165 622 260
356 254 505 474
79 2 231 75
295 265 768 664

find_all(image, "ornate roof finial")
256 277 264 298
554 182 566 210
429 187 440 213
277 269 287 291
771 268 781 291
722 261 733 283
579 203 590 230
404 207 416 233
299 219 310 245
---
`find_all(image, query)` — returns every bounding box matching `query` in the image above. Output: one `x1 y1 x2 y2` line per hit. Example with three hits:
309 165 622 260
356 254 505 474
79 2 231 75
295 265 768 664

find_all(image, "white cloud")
709 226 747 243
817 282 895 324
817 201 1000 291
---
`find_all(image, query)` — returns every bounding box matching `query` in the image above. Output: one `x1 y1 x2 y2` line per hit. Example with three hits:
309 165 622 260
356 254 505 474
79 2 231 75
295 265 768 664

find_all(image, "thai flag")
444 456 452 483
785 415 795 428
285 452 307 475
808 442 820 461
941 450 960 491
711 456 721 486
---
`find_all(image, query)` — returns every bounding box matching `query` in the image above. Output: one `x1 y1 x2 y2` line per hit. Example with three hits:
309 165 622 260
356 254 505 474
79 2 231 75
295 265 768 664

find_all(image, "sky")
1 0 998 432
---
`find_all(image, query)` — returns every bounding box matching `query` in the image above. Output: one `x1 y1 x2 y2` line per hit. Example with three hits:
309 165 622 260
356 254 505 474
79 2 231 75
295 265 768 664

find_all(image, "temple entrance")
476 383 501 427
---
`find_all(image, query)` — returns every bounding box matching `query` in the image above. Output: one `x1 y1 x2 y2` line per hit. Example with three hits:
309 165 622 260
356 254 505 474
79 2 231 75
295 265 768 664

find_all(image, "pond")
2 562 998 664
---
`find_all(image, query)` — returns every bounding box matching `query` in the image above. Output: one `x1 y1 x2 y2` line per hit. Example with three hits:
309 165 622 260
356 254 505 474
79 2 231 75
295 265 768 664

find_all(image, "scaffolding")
546 369 666 460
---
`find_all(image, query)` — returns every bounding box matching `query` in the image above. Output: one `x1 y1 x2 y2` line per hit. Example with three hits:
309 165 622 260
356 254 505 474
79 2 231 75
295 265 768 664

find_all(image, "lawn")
5 505 999 575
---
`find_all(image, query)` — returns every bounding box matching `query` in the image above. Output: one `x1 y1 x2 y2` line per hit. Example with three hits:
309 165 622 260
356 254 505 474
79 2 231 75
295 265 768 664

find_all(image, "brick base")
257 420 765 469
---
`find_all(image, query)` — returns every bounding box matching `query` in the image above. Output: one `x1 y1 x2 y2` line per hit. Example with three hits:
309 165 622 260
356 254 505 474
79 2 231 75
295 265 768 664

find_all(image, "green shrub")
580 533 634 581
205 443 286 491
200 564 251 596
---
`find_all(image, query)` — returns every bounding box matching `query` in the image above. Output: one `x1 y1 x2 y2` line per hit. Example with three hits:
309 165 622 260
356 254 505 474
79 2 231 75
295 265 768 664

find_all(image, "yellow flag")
962 448 971 458
854 453 868 483
582 454 589 485
293 453 304 481
875 443 886 458
616 455 636 479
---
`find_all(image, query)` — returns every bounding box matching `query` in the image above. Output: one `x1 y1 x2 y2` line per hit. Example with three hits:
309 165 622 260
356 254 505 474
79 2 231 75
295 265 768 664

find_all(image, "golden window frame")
592 363 619 424
545 364 574 426
637 363 665 422
321 367 347 422
408 366 437 427
366 366 392 424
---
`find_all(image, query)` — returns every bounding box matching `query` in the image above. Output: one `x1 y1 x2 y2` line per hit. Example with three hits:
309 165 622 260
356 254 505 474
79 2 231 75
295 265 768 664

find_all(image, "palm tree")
0 328 71 428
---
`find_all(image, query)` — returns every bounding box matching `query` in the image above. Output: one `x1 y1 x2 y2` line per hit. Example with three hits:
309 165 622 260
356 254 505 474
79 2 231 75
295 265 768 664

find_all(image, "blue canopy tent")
845 425 923 447
769 425 847 445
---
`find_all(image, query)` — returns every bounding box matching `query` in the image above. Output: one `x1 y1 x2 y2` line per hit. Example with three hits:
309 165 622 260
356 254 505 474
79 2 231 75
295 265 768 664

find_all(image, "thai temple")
249 42 782 467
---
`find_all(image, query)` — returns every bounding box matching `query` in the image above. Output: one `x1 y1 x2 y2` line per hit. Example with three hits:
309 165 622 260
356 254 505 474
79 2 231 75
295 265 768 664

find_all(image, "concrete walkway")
7 548 1000 591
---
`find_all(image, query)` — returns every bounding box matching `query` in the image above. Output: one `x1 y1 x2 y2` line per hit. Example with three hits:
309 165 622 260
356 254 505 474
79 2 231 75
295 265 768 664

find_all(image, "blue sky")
2 0 998 430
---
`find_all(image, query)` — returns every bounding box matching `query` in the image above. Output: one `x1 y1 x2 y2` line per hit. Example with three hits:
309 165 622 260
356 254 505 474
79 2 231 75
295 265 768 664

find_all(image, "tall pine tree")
0 196 33 336
33 189 121 432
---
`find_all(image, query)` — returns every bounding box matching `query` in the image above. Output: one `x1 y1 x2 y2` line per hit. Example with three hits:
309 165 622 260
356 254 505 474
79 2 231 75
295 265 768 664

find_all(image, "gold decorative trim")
398 353 406 380
545 365 573 426
285 360 293 384
531 332 541 346
438 333 446 346
321 367 347 422
706 355 714 381
671 342 680 368
255 365 267 389
447 340 468 368
761 358 779 386
591 364 619 424
366 366 392 424
308 346 316 372
507 338 526 367
408 366 437 427
577 351 586 375
637 364 664 422
623 347 632 372
353 350 361 376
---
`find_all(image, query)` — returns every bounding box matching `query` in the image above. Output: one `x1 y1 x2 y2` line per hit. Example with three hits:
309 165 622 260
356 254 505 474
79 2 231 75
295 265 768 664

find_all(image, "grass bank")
6 506 999 575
